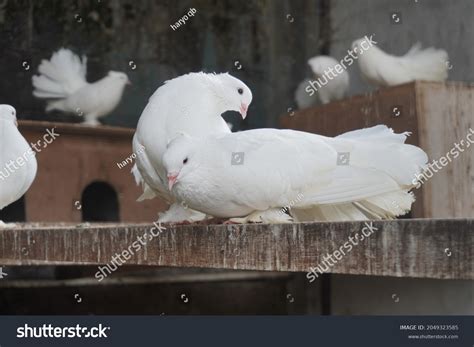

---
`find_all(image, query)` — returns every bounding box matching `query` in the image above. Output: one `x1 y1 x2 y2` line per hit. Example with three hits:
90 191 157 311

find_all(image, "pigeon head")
207 73 253 119
107 71 131 85
351 38 365 56
163 133 199 190
351 37 377 57
0 104 18 127
307 55 338 77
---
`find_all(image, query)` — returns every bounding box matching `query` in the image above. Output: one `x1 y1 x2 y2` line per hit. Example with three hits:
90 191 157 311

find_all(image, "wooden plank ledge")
18 120 134 138
0 219 472 280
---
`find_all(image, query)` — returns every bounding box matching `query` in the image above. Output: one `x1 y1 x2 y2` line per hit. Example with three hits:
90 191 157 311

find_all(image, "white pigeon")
295 56 350 109
132 72 253 223
294 78 320 110
32 48 130 125
0 105 37 227
307 55 349 104
162 125 428 223
353 38 449 86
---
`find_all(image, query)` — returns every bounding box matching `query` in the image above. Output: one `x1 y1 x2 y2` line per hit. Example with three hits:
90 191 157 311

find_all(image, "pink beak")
168 173 179 190
239 102 248 119
14 120 18 127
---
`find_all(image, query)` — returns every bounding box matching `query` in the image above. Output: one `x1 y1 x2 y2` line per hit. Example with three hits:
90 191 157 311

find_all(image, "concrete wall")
0 0 323 129
330 0 474 95
0 0 473 128
331 275 474 315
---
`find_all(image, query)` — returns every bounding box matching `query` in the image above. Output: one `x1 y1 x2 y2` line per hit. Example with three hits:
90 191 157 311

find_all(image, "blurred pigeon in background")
163 125 427 223
132 72 252 223
352 38 449 86
295 56 350 109
32 48 130 125
294 78 319 110
0 105 37 227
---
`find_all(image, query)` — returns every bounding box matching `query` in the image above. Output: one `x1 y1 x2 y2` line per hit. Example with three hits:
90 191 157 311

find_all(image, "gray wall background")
0 0 472 128
0 0 323 129
330 0 474 96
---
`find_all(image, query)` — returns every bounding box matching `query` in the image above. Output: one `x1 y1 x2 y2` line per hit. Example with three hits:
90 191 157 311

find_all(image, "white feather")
32 48 87 97
162 126 428 222
132 72 253 223
353 38 449 86
0 105 37 226
32 48 129 125
294 78 320 109
307 55 350 104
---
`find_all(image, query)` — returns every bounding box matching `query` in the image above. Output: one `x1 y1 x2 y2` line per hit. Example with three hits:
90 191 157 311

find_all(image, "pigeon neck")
0 116 15 123
191 88 229 117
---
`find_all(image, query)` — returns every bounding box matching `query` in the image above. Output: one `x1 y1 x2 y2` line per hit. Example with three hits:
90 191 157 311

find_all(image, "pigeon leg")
225 211 263 224
83 114 100 126
158 202 208 224
225 209 294 224
223 219 244 225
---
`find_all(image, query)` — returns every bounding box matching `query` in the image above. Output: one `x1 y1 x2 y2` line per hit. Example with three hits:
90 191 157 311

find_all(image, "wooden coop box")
7 121 166 223
281 81 474 219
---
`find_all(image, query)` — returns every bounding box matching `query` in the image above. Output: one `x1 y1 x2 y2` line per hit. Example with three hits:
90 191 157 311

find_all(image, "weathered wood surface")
19 120 135 137
0 219 472 280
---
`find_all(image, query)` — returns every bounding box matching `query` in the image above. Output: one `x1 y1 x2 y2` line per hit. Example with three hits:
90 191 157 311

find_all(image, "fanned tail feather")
401 45 449 81
32 48 87 100
336 124 410 144
293 125 427 221
292 191 415 222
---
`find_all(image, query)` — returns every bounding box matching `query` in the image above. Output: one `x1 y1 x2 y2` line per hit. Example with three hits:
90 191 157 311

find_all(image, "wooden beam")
0 219 472 280
18 120 134 138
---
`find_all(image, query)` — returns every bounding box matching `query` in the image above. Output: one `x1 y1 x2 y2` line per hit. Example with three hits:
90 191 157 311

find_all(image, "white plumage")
308 55 350 104
132 72 253 223
353 38 449 86
294 78 319 109
295 56 349 109
32 48 130 125
0 105 37 227
162 125 428 223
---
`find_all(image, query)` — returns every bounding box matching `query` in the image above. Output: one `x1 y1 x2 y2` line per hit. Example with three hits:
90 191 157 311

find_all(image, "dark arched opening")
81 181 120 222
0 196 26 222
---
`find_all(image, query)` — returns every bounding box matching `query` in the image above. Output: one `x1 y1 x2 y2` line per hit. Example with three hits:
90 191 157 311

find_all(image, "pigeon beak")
126 80 132 86
14 120 18 127
167 173 179 190
239 102 248 119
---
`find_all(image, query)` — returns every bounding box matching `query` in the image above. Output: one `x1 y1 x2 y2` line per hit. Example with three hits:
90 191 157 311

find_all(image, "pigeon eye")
183 158 188 164
237 88 243 95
